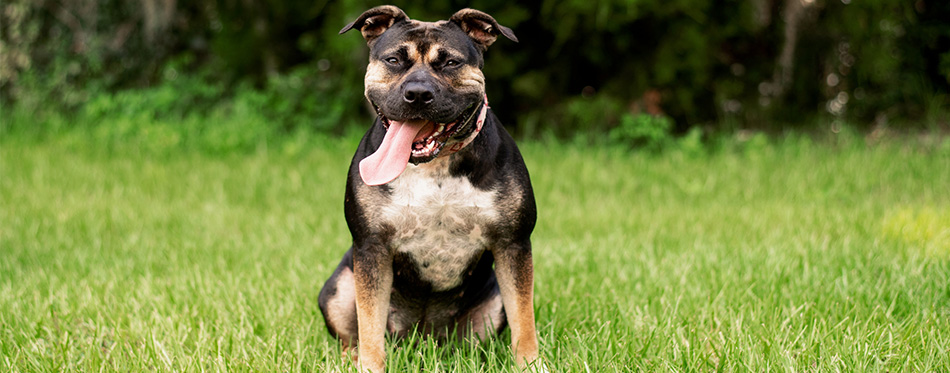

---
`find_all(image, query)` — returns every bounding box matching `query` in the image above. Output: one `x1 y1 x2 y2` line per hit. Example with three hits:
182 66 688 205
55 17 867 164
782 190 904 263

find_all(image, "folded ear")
450 8 518 50
339 5 409 44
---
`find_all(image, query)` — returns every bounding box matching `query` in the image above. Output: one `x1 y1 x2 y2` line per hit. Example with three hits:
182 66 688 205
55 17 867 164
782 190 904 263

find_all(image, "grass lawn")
2 132 949 371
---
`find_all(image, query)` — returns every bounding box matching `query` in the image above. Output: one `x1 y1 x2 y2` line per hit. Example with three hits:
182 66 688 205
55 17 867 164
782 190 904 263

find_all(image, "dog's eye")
385 57 400 65
445 60 460 67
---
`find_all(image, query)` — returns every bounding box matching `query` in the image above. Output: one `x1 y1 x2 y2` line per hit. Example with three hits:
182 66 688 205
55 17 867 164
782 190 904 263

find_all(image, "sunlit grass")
882 207 950 257
2 131 949 371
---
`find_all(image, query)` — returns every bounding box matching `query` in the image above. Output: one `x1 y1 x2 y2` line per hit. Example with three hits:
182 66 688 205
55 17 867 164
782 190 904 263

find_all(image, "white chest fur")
381 158 499 291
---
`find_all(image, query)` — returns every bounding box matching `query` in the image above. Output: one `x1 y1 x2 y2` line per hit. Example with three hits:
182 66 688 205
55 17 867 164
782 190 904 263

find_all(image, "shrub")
609 113 674 153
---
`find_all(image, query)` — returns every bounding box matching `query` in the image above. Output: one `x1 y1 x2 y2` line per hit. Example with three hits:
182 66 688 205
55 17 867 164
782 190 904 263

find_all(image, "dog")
317 5 541 372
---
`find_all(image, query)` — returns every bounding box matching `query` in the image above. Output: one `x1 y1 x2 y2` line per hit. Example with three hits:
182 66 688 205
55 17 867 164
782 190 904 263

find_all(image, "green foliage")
1 0 371 136
609 113 674 152
791 0 950 126
2 57 367 154
2 0 948 136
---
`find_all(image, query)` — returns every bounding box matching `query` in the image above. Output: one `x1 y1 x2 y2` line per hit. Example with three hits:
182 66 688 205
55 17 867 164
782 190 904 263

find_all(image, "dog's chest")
380 160 498 291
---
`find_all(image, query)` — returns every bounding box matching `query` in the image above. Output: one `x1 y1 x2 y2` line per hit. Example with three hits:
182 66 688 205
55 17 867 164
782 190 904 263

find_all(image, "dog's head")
341 6 517 185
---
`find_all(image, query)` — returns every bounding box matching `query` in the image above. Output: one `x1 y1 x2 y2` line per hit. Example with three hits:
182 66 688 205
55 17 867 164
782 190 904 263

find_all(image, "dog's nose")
403 82 435 105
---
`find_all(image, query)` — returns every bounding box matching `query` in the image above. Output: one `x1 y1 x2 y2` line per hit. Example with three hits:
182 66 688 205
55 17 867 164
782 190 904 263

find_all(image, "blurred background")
2 0 948 146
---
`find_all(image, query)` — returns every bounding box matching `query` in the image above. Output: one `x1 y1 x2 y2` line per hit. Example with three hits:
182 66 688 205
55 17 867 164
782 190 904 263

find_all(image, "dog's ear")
340 5 409 44
450 8 518 50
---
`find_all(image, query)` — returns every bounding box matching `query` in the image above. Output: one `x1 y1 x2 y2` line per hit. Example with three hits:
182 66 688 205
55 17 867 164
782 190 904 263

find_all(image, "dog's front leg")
493 241 542 370
353 245 393 373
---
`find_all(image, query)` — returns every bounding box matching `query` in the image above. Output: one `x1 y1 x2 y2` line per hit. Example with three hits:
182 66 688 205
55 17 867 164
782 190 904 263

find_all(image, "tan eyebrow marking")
404 42 420 62
426 44 442 63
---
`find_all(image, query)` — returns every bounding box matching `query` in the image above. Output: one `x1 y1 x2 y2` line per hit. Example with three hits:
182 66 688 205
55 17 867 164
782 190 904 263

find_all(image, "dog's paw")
521 359 550 373
532 362 551 373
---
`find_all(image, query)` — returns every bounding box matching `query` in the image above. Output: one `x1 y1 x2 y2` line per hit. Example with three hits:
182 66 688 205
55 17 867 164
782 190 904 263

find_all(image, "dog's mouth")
382 117 458 162
377 103 480 162
359 103 480 186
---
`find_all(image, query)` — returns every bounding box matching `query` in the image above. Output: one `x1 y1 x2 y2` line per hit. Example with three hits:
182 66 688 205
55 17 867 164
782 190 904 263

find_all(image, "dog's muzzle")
359 97 489 186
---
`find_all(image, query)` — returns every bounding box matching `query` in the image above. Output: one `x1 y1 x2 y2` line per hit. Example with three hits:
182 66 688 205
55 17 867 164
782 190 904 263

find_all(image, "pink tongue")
359 119 429 186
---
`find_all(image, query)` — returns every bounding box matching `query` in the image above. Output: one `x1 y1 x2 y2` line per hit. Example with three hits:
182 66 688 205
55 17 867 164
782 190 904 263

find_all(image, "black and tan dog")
317 5 542 372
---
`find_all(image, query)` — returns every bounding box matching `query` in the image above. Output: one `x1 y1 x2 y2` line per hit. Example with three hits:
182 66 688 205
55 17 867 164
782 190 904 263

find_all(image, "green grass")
2 131 949 371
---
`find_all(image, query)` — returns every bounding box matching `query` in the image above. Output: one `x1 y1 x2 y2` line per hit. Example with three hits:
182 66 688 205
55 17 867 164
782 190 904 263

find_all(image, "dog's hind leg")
456 283 507 342
318 248 359 351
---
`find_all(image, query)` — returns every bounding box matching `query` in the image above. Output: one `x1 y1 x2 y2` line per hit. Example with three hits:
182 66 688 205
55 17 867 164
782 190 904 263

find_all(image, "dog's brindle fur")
317 6 540 372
